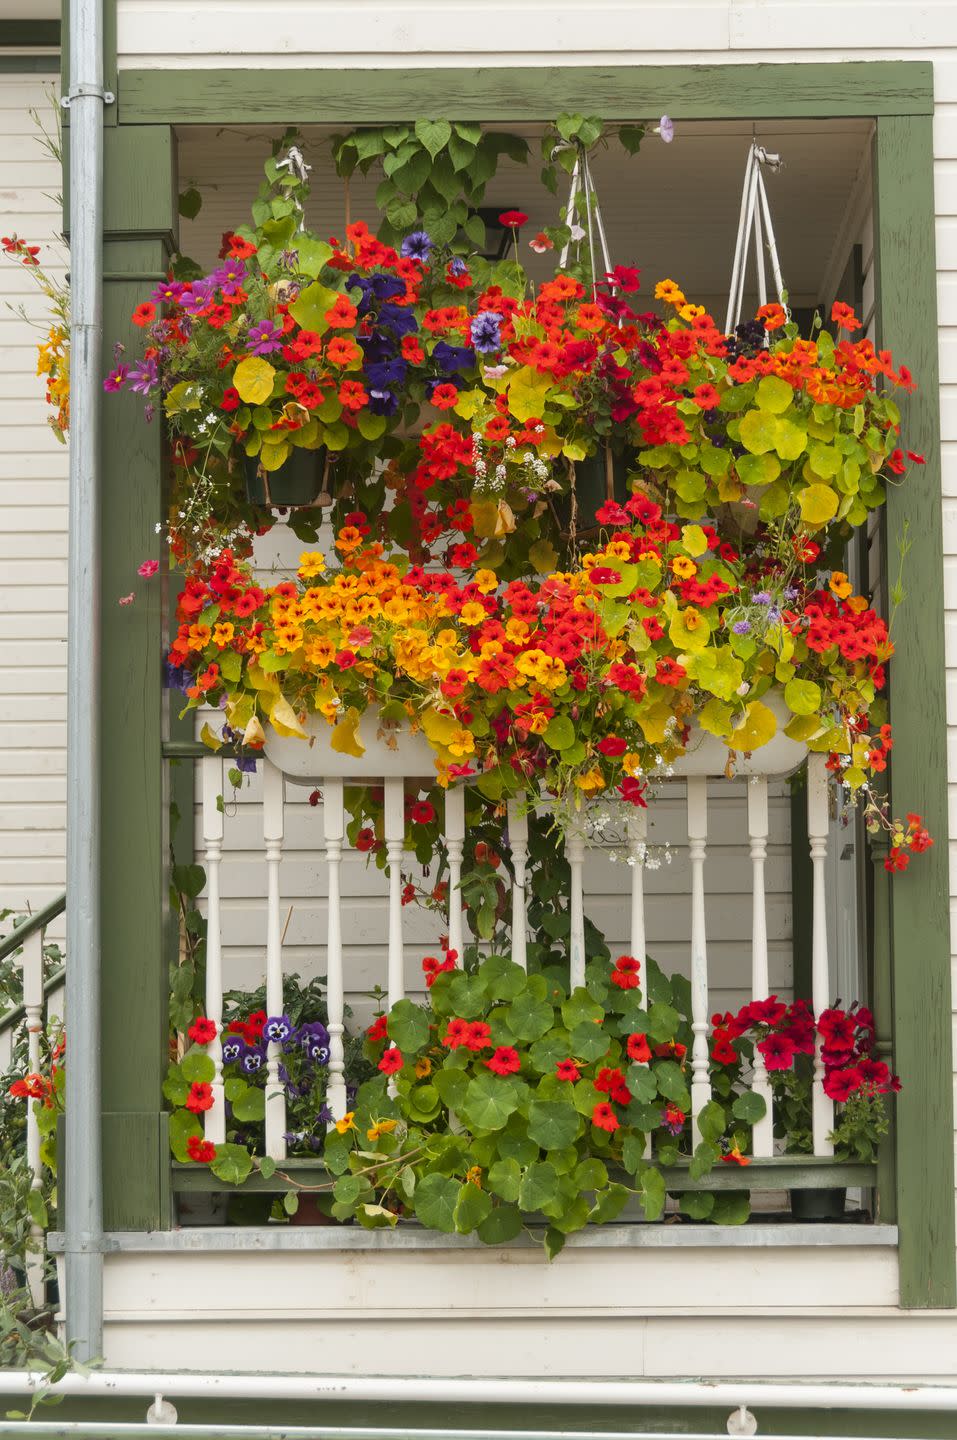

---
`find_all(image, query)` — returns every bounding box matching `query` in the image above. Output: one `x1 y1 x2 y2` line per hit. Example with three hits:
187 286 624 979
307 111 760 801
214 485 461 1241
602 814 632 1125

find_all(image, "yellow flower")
682 606 703 631
671 556 697 580
505 618 530 644
318 698 341 721
459 602 487 627
335 1111 356 1134
273 622 304 655
298 551 326 579
415 1056 432 1079
678 303 706 322
366 1119 398 1142
515 648 550 679
533 655 567 690
655 278 686 306
829 570 853 600
304 637 336 667
437 628 459 648
187 624 211 651
473 568 499 595
623 752 643 777
574 766 606 794
846 594 868 614
465 1165 483 1187
212 622 235 647
447 728 475 758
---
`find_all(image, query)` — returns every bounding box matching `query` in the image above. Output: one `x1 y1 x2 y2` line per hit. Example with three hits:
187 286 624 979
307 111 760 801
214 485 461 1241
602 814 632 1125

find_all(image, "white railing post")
200 756 226 1144
22 926 45 1307
384 778 406 1008
324 777 347 1121
627 808 647 969
747 777 774 1157
566 817 587 990
507 795 529 972
808 753 835 1154
445 785 465 964
263 760 287 1160
687 777 711 1124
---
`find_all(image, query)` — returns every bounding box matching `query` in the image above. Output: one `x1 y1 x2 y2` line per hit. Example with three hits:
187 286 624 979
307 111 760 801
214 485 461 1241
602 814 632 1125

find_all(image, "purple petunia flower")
247 318 284 356
448 257 468 276
401 230 433 262
470 311 503 354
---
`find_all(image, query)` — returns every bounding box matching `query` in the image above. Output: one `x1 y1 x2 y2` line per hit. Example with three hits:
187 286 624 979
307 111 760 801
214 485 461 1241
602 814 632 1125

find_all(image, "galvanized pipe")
63 0 106 1362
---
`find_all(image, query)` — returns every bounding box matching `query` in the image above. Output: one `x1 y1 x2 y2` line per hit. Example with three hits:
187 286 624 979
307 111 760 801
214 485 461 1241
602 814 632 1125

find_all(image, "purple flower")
103 365 129 392
400 230 433 262
732 620 751 635
432 340 475 375
128 357 159 395
213 260 247 297
470 311 502 354
144 403 156 423
279 248 300 270
180 278 215 315
221 1037 243 1064
264 1015 293 1045
247 318 284 356
151 279 187 304
317 1104 333 1125
751 591 772 606
448 257 468 276
657 115 675 144
241 1048 264 1075
236 754 258 774
662 1105 684 1136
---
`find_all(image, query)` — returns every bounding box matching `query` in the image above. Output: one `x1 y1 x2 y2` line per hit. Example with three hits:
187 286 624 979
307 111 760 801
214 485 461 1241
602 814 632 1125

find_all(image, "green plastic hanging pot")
244 446 329 508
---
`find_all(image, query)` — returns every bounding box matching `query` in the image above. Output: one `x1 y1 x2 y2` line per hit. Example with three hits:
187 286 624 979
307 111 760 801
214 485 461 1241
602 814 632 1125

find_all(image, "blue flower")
241 1048 264 1075
401 230 433 262
377 302 418 338
365 359 407 390
221 1038 243 1064
432 340 475 375
236 754 258 774
732 620 751 635
448 257 468 276
470 311 502 354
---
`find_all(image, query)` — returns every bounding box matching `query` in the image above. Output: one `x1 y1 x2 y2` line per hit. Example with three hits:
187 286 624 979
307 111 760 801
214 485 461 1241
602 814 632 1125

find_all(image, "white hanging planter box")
671 692 806 779
264 691 806 786
264 710 437 785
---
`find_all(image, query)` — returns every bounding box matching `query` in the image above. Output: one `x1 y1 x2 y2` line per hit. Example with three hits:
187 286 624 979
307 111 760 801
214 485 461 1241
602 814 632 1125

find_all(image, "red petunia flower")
756 1033 797 1071
378 1047 404 1075
596 736 627 757
823 1066 863 1103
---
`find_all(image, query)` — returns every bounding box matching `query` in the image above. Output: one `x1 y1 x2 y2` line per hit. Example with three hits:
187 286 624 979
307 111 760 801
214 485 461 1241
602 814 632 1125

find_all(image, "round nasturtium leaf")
738 408 779 455
729 699 777 752
232 356 276 406
798 483 840 528
784 677 822 716
755 374 794 414
736 452 781 487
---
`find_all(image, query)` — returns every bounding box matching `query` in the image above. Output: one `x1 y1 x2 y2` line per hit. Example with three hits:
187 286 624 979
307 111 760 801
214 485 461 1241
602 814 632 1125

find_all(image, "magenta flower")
138 560 159 578
118 593 135 607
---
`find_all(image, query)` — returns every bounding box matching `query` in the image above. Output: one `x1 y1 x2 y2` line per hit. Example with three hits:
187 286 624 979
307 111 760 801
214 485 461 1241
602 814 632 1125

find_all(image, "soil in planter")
244 447 330 508
789 1186 847 1221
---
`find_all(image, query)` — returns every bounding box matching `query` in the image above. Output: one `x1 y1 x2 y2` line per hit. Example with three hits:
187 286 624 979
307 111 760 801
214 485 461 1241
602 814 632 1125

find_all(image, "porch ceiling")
176 117 873 315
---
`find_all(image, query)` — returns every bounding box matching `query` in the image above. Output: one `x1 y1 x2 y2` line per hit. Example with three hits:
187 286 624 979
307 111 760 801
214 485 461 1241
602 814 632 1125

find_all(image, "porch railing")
0 893 65 1301
176 738 843 1178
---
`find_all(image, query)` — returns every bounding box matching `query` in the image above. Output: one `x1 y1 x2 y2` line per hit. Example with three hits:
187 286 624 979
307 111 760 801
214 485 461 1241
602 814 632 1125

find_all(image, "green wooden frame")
87 57 952 1305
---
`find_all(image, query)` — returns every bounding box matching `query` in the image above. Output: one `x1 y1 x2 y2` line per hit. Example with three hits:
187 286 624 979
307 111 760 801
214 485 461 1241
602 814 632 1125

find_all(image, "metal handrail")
0 892 65 964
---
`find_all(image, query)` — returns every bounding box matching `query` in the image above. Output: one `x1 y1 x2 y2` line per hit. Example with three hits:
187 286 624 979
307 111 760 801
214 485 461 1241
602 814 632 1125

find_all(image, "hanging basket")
556 442 634 541
243 447 332 509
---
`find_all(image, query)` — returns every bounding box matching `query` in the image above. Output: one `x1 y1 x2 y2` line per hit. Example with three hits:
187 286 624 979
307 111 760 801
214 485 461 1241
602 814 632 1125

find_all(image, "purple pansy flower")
264 1015 293 1045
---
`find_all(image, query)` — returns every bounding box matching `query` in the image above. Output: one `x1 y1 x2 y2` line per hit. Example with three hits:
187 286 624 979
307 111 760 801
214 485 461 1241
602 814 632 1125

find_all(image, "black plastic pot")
556 444 634 539
789 1186 846 1221
243 446 328 508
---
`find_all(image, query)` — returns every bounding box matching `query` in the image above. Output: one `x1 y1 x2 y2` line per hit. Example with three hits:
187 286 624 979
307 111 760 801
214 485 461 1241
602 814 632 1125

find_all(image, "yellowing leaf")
268 694 307 738
563 438 590 461
259 441 291 472
200 722 223 752
233 356 276 406
506 366 552 422
774 417 807 462
470 499 499 538
717 473 744 502
453 388 486 421
637 700 674 744
288 281 340 334
730 699 777 752
798 483 839 528
756 375 794 414
738 409 779 455
329 706 365 758
668 607 711 653
681 524 708 557
736 452 780 488
246 663 279 694
528 539 558 573
164 380 204 416
689 645 744 701
784 677 822 716
698 697 733 738
784 713 824 743
421 708 459 747
243 714 265 746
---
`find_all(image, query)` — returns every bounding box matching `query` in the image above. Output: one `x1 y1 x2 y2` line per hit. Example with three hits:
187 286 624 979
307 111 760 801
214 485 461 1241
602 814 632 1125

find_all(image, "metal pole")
64 0 107 1361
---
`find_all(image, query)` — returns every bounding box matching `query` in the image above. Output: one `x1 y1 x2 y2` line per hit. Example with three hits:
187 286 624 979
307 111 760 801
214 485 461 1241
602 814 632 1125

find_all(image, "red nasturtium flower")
186 1135 217 1163
188 1016 217 1045
610 954 640 990
485 1046 521 1076
626 1032 652 1063
443 1017 471 1049
186 1081 214 1113
366 1014 388 1042
378 1047 404 1075
556 1059 581 1082
465 1020 492 1052
591 1102 620 1132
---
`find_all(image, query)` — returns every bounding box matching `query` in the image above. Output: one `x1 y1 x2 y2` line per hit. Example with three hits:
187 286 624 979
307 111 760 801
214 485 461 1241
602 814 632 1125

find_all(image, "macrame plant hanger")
558 146 618 545
725 140 787 339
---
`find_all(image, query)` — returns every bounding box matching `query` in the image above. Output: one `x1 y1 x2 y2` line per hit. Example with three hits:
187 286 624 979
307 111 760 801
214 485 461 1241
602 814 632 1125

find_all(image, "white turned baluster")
324 778 347 1121
566 818 587 990
22 927 45 1306
748 777 774 1157
384 778 406 1008
445 785 465 965
507 795 529 972
201 756 226 1144
687 778 711 1123
263 761 287 1160
627 807 647 968
808 753 835 1154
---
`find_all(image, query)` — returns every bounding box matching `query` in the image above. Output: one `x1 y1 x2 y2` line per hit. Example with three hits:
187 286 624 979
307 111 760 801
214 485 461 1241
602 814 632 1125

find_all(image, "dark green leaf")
518 1160 560 1213
688 1141 719 1181
209 1142 253 1186
477 1203 524 1244
178 186 202 220
454 1181 492 1233
460 1072 524 1131
413 1172 461 1232
732 1091 768 1125
543 1226 566 1260
711 1191 751 1225
589 1181 629 1224
487 1156 522 1202
638 1165 666 1221
527 1100 581 1150
180 1048 215 1084
697 1098 726 1143
386 997 430 1052
680 1191 716 1220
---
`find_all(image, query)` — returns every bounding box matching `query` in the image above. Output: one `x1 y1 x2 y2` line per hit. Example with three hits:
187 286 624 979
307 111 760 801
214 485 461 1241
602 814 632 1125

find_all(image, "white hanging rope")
724 142 787 336
558 146 613 291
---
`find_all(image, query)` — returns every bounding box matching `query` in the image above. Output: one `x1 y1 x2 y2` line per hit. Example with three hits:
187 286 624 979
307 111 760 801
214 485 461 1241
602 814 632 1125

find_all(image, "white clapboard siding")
0 73 67 938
